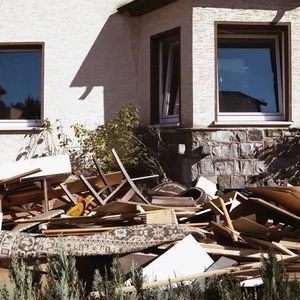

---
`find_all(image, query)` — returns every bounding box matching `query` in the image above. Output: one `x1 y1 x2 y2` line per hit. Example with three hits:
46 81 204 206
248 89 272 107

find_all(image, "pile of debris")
1 149 300 290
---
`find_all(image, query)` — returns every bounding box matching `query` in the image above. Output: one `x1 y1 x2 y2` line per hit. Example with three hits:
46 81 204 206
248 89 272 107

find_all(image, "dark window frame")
150 27 181 125
0 42 44 130
215 23 291 123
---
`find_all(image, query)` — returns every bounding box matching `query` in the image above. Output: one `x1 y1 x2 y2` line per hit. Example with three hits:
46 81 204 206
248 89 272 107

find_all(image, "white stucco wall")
136 0 193 127
0 0 135 161
192 0 300 127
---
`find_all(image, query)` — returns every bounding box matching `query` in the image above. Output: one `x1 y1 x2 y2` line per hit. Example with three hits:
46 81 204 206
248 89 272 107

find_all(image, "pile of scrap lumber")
1 150 300 289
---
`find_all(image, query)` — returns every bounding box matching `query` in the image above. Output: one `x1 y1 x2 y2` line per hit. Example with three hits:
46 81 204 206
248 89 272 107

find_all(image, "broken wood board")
232 216 269 239
248 186 300 214
199 243 292 261
93 200 198 214
2 172 123 209
151 196 196 207
146 209 178 224
11 209 64 232
118 252 158 275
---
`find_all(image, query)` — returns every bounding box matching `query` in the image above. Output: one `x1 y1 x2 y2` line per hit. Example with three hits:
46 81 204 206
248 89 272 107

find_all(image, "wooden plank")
93 157 113 192
119 188 136 202
146 209 178 224
59 183 77 205
11 209 64 232
79 174 105 206
0 168 41 185
112 148 149 204
203 201 224 216
121 261 264 293
151 196 196 207
211 221 236 243
219 198 238 242
248 186 300 214
199 242 292 260
279 239 300 251
232 217 268 238
243 197 300 223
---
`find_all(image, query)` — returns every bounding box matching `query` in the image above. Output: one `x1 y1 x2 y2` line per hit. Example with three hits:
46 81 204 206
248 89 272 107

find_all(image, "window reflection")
0 50 41 120
218 39 279 113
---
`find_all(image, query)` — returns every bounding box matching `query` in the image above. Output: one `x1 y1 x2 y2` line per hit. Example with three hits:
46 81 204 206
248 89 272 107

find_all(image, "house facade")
1 0 300 188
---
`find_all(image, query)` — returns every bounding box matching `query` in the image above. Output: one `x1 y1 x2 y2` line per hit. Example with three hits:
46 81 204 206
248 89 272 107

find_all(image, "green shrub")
72 104 140 173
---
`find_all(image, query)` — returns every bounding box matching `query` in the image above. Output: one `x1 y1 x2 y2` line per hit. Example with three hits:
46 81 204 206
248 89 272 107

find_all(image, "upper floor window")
216 24 290 123
0 43 43 129
151 28 180 125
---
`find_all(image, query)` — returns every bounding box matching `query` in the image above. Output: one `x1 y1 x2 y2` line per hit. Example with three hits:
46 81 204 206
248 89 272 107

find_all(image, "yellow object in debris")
66 195 93 216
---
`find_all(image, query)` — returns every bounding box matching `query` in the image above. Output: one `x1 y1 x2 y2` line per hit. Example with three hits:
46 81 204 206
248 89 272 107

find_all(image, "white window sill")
0 120 42 131
213 121 294 127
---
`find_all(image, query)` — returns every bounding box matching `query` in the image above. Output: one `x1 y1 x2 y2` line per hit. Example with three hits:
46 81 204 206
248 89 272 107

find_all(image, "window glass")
218 39 278 113
0 50 41 120
161 40 180 118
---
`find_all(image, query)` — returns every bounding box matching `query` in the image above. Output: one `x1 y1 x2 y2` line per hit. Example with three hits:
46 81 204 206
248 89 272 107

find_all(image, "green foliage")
260 252 300 300
72 104 140 172
0 258 41 300
43 249 85 300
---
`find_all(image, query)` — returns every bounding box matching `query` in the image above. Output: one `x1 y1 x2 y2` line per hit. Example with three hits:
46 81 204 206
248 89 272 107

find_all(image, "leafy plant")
43 249 85 300
72 104 140 173
16 118 73 161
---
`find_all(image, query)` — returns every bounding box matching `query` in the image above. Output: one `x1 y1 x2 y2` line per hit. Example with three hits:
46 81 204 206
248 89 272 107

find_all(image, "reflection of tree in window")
12 96 41 119
0 49 41 120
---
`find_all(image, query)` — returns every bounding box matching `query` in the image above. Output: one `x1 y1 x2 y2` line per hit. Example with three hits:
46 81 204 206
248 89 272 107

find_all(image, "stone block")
248 129 263 142
217 175 231 189
230 144 239 158
235 160 255 175
235 131 247 142
265 129 283 137
211 131 235 142
239 143 262 159
215 161 235 175
200 159 215 175
212 145 230 158
231 176 246 188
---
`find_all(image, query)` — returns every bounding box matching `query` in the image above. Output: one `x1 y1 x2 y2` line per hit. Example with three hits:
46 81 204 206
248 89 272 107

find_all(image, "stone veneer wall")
164 128 300 189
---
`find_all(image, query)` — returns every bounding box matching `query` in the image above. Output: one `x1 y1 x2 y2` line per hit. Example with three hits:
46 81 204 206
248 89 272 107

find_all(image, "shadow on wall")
194 0 300 23
251 134 300 185
70 12 138 122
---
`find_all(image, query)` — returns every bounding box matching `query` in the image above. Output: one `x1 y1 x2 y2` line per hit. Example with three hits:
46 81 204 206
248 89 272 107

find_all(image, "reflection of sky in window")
0 51 41 106
218 48 278 112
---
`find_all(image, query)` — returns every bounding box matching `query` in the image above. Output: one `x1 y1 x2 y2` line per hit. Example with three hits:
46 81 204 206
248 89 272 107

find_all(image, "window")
0 43 43 129
151 28 180 125
216 24 290 123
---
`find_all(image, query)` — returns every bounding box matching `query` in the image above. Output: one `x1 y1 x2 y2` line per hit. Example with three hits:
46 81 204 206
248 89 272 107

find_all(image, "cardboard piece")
141 235 214 283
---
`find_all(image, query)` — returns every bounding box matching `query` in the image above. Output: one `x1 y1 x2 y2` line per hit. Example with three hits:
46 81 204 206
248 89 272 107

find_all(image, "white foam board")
0 155 71 180
141 234 214 283
195 176 218 199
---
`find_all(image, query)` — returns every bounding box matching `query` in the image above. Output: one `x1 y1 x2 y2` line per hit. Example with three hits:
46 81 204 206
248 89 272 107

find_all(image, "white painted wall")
1 0 300 162
0 0 135 161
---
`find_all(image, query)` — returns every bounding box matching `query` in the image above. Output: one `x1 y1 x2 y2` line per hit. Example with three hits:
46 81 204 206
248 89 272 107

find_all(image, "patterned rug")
0 224 206 259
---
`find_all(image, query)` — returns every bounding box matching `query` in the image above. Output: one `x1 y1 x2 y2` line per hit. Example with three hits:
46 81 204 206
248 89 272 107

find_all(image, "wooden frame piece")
112 149 150 204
